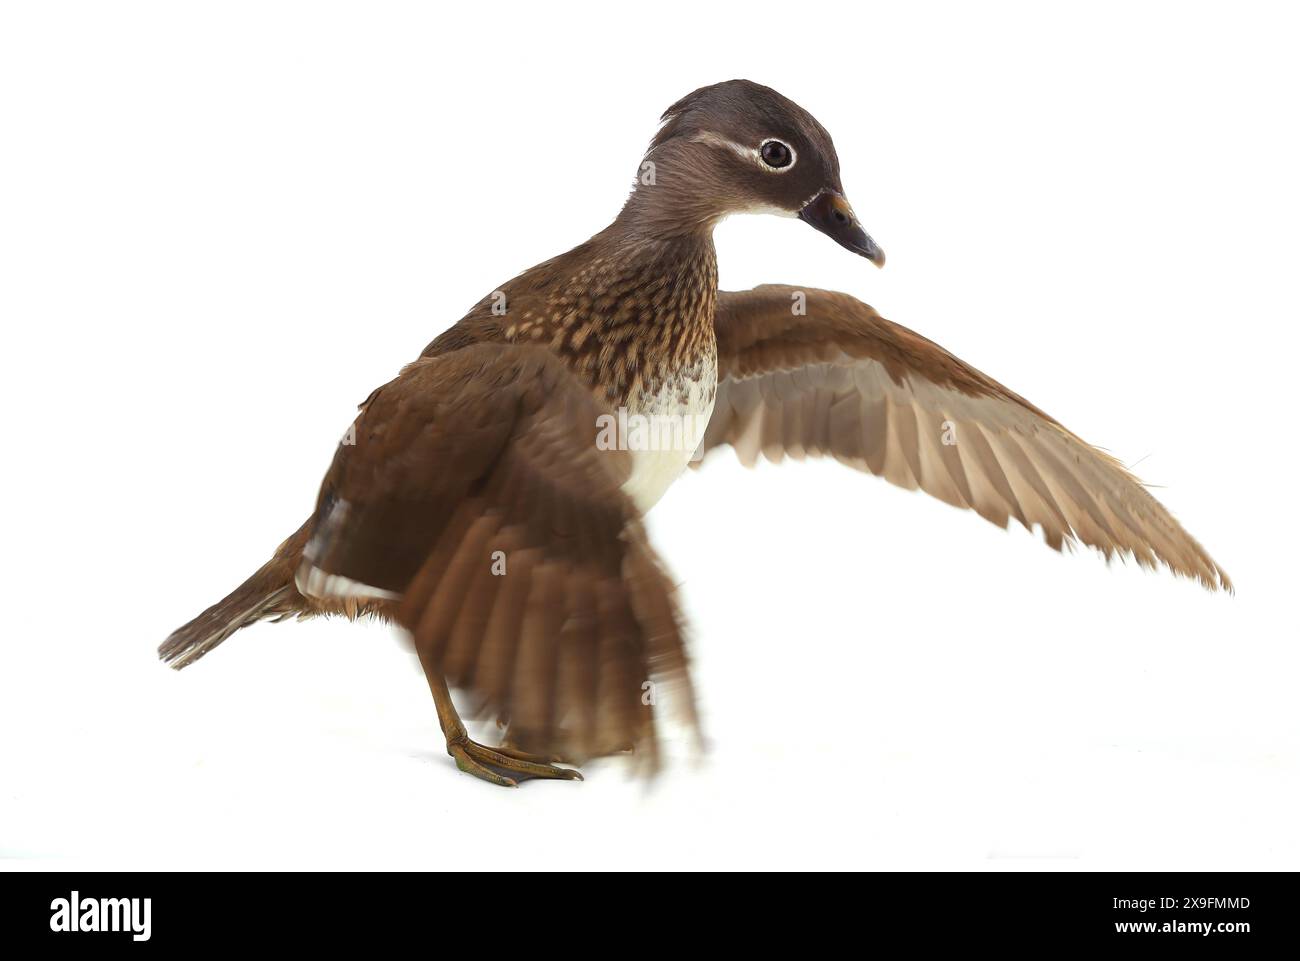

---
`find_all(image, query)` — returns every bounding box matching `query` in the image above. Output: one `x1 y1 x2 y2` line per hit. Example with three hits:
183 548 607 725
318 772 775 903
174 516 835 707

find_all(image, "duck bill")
798 190 885 267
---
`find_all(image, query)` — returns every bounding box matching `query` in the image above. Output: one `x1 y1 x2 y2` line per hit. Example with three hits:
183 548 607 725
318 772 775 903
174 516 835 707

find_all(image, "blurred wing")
299 344 697 767
704 284 1231 592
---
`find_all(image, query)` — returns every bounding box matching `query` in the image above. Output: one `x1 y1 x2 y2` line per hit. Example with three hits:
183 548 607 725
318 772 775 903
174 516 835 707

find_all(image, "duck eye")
760 140 793 169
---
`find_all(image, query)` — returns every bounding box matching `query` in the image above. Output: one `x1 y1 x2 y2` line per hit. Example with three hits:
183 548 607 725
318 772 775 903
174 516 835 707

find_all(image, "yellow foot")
447 737 583 788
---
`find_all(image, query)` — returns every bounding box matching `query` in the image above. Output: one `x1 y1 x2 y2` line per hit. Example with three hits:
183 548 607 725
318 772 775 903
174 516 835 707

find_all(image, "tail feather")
159 524 310 670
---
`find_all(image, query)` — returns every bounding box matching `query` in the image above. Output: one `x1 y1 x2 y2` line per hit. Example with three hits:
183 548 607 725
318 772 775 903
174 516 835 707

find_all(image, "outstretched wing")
299 344 697 767
703 284 1230 592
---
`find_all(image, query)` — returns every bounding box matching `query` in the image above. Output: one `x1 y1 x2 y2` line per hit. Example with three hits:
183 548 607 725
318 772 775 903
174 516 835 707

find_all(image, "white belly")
620 358 717 511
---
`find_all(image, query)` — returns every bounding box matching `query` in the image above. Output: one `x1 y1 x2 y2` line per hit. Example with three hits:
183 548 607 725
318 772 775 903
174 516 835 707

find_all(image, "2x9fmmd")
1114 898 1251 911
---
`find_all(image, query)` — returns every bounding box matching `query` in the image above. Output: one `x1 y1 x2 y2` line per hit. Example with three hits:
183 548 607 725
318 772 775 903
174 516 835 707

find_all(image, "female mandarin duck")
162 80 1230 786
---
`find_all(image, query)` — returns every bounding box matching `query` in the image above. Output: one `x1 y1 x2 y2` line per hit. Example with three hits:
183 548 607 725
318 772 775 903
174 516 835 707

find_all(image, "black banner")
0 871 1288 949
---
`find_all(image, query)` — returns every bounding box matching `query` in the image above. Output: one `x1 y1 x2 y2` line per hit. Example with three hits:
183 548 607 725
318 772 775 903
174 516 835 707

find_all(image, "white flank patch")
295 563 401 603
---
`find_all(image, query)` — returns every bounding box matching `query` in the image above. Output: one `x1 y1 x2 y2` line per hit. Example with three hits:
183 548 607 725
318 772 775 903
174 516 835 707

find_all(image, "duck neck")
569 211 717 410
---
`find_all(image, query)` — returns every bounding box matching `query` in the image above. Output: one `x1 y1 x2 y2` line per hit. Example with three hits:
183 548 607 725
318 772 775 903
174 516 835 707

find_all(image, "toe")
465 742 584 782
450 743 518 788
492 744 578 767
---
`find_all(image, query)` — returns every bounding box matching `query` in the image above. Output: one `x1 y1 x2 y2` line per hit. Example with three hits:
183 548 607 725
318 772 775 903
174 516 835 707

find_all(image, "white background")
1 1 1296 870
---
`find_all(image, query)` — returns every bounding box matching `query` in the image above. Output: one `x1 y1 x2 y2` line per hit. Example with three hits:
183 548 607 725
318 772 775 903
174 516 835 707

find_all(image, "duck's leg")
421 664 582 787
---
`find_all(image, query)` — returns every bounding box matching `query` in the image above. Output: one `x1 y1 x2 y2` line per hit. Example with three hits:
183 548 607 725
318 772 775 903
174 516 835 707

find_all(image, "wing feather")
299 344 698 765
705 285 1231 591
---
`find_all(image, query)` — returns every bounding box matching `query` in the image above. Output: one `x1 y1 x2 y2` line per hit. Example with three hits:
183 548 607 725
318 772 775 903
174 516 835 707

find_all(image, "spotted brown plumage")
422 231 718 412
160 80 1229 788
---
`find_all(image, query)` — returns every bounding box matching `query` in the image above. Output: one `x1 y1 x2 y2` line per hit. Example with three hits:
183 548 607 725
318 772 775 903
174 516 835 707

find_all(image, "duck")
161 80 1230 787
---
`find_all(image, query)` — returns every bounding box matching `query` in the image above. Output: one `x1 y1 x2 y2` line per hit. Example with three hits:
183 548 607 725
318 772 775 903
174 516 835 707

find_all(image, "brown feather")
705 285 1231 592
299 344 698 762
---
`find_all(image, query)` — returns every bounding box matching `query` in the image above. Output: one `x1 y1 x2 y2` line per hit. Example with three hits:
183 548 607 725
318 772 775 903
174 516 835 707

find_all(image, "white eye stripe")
691 131 798 173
